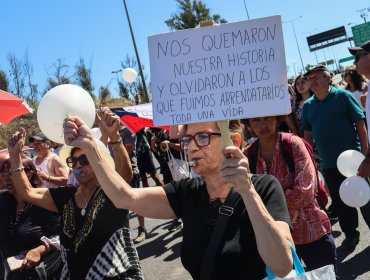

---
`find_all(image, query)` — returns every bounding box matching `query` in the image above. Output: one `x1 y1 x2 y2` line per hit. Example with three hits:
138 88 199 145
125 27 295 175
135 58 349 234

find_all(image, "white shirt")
352 90 366 111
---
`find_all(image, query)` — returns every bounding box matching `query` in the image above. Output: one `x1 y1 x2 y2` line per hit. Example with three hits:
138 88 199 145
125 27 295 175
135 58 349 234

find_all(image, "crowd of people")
0 41 370 279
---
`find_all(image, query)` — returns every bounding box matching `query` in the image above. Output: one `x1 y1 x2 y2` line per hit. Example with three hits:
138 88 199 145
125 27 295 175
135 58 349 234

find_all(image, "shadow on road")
338 246 370 279
135 222 183 262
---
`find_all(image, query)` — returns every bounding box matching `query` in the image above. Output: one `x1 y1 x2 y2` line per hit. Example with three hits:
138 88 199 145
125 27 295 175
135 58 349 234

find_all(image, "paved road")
131 158 370 279
130 198 370 280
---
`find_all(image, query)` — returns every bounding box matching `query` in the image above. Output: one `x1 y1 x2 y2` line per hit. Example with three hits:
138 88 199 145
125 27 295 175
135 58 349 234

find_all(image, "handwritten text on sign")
148 16 290 126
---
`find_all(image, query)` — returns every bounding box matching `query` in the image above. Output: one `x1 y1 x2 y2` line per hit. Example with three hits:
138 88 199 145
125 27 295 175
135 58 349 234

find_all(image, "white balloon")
339 175 370 208
337 150 365 177
37 84 96 144
122 68 138 83
91 127 102 139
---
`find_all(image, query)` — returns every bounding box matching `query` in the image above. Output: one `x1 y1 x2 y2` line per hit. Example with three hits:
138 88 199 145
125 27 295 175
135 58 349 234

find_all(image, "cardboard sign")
148 16 290 126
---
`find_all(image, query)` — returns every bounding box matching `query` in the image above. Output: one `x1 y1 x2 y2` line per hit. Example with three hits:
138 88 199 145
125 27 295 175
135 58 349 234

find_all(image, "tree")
117 81 130 99
75 57 95 100
45 59 71 94
117 55 149 103
165 0 227 31
137 83 148 103
0 69 9 92
7 52 25 98
23 51 39 104
98 86 112 106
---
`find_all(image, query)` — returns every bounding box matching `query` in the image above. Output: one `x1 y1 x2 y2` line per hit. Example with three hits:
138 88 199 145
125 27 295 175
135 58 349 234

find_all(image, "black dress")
49 187 143 280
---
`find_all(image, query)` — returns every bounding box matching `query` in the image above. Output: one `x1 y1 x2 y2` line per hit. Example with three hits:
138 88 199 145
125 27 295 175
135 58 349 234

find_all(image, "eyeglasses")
355 52 369 62
29 138 46 144
66 154 89 168
181 132 221 149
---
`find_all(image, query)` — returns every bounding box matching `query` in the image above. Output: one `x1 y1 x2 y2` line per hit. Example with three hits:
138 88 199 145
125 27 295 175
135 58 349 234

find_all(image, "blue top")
301 86 365 169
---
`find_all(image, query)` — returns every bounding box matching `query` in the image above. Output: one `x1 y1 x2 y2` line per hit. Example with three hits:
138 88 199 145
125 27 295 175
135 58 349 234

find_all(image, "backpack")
245 132 328 209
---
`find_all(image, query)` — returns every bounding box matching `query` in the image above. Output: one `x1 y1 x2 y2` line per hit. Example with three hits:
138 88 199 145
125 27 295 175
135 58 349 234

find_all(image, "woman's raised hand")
98 107 121 141
63 115 94 148
7 128 26 157
220 146 253 194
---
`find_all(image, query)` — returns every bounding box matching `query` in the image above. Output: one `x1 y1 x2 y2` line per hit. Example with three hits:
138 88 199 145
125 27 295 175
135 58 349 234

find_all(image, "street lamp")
121 0 149 102
356 8 368 23
347 23 357 47
283 16 305 72
242 0 250 20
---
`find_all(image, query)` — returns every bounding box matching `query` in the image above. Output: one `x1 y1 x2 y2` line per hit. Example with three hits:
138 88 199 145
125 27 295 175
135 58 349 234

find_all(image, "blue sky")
1 0 369 98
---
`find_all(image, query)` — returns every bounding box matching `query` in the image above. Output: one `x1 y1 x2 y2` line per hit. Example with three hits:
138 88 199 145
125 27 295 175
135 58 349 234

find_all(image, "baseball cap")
304 65 331 77
29 132 48 143
348 40 370 56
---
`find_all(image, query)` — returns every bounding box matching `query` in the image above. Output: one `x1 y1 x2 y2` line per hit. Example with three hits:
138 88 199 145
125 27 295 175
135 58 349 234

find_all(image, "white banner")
148 15 291 126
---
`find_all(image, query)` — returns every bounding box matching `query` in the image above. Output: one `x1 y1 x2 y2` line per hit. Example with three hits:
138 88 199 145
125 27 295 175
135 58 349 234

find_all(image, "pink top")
244 134 331 244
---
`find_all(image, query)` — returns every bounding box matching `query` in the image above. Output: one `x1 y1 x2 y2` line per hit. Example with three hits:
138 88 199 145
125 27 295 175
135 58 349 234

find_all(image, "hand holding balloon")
63 116 95 150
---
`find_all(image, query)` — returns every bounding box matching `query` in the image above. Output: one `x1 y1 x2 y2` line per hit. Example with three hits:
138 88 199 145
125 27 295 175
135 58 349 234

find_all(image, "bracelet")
108 138 122 145
10 167 25 174
47 175 51 181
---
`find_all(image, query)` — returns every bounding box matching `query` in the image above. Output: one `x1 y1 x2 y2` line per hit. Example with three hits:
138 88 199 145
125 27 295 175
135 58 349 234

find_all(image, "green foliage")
44 59 71 94
0 69 9 91
137 83 148 103
165 0 227 30
7 52 25 98
117 81 130 99
75 57 95 100
118 55 150 103
99 86 112 105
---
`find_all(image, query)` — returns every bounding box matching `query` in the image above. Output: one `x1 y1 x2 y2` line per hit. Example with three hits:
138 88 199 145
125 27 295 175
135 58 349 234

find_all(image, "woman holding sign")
62 113 294 280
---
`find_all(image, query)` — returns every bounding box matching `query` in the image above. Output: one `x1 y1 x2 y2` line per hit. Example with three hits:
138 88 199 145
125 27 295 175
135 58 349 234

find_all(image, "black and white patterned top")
49 187 143 280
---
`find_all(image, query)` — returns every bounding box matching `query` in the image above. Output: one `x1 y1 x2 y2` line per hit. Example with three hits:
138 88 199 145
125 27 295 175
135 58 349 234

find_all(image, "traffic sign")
352 22 370 46
339 56 355 64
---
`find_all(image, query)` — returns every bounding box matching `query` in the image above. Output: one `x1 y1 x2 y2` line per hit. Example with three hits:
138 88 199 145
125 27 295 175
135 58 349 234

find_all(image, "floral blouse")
249 134 330 244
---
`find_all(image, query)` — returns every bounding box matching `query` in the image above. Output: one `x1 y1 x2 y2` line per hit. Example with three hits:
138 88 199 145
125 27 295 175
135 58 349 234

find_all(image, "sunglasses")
66 154 89 168
355 52 369 62
181 132 221 149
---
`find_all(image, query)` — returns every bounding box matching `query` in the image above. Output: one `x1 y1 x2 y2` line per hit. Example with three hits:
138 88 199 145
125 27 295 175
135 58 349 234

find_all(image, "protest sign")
148 15 290 126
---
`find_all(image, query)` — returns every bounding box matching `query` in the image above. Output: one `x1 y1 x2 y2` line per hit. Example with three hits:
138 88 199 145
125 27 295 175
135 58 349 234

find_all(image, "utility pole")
122 0 149 102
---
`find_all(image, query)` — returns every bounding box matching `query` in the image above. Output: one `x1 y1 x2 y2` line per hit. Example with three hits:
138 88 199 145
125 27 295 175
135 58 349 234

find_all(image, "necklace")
79 186 100 216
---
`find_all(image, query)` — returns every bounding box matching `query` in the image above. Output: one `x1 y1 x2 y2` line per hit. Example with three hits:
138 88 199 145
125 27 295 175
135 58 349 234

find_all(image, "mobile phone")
7 253 25 271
